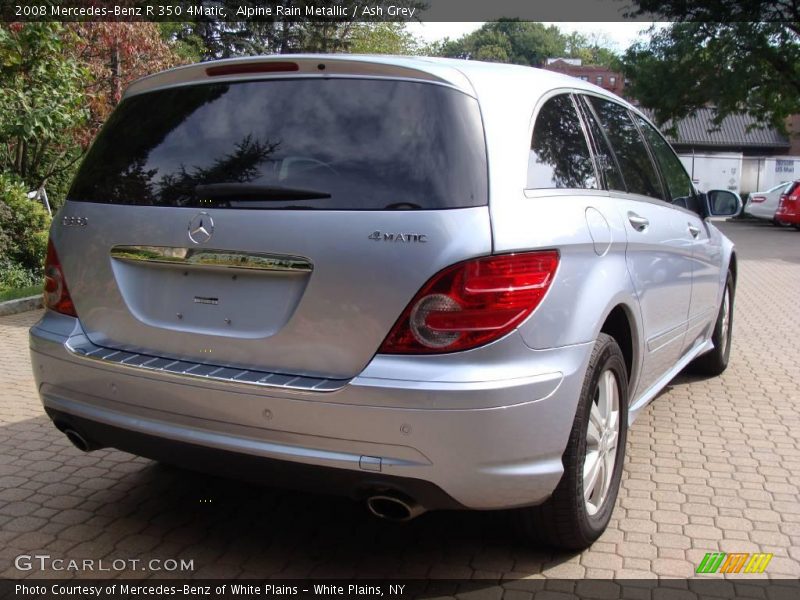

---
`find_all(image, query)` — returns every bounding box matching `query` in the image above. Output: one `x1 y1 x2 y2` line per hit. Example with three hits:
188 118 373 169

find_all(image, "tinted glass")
69 79 487 210
578 96 625 191
527 94 596 190
636 116 693 206
587 97 664 200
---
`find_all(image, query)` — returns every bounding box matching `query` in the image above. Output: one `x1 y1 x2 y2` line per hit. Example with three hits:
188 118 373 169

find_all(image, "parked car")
744 181 793 224
775 180 800 229
30 56 740 550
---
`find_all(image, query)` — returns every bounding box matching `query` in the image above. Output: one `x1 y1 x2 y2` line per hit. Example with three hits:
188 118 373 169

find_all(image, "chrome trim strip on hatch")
65 336 346 392
110 246 313 273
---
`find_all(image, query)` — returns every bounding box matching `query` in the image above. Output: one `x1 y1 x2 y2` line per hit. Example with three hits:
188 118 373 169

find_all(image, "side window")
587 97 664 200
635 116 694 208
577 96 626 192
527 94 597 190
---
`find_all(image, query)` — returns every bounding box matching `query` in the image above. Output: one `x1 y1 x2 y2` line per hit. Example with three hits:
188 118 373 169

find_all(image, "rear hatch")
55 73 491 379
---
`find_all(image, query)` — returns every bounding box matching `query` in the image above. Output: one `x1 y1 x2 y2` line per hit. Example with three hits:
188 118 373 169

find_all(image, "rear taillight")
379 251 559 354
43 240 77 317
750 195 766 203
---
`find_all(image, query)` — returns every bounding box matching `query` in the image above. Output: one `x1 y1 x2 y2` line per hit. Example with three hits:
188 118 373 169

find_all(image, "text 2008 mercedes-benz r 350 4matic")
30 55 741 549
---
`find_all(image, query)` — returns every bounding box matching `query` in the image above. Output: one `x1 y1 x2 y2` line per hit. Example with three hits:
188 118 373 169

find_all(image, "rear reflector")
43 239 77 317
206 62 299 77
379 251 559 354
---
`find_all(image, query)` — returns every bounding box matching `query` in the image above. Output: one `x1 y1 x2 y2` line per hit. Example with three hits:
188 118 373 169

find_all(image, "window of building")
596 76 603 85
609 76 616 86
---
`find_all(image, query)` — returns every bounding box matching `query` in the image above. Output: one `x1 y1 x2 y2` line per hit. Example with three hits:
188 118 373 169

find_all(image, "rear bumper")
775 207 800 224
29 312 593 510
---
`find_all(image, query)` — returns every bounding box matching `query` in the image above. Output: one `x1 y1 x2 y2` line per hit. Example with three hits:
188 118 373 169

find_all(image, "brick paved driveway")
1 220 798 581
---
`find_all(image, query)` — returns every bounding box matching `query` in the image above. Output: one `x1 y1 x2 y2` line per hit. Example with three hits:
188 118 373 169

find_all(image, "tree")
434 20 620 68
622 2 800 132
0 23 88 192
0 173 51 278
160 1 425 60
348 22 423 55
67 22 187 146
564 31 621 70
437 20 568 65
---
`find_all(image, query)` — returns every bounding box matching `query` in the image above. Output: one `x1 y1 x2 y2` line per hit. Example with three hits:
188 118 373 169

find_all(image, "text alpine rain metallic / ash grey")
30 55 741 549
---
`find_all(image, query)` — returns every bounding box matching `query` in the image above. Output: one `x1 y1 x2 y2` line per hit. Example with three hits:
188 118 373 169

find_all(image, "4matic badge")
368 231 427 243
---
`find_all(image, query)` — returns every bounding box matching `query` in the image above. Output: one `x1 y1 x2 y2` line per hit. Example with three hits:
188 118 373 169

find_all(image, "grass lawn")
0 285 41 303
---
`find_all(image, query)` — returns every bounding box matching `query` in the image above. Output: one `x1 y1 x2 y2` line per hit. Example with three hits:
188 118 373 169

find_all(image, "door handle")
688 224 701 238
627 212 649 231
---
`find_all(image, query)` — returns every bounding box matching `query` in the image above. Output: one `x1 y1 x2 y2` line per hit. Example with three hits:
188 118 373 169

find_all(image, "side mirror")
705 190 742 218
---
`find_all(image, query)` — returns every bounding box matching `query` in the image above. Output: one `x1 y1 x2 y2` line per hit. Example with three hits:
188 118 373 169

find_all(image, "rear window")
68 79 488 210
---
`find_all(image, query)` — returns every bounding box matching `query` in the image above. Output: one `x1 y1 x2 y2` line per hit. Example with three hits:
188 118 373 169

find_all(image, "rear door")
634 116 723 351
56 77 491 379
580 96 694 396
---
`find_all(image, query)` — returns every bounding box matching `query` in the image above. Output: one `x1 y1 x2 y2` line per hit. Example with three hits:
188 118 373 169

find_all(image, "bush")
0 173 51 277
0 259 38 290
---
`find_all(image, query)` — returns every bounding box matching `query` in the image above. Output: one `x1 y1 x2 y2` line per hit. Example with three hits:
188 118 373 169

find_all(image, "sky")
405 22 662 52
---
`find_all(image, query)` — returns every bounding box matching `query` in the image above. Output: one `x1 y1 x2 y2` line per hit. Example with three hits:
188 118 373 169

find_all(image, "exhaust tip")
366 494 425 522
63 429 92 452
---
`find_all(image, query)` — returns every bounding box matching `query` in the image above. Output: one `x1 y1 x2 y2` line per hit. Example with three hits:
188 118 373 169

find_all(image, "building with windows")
653 108 795 196
543 58 625 97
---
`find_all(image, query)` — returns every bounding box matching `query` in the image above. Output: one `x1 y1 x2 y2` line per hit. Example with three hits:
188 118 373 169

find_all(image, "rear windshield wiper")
194 183 331 201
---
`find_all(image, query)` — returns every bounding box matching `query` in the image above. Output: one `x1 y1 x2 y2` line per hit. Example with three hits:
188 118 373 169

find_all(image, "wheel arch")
728 250 738 286
597 302 640 392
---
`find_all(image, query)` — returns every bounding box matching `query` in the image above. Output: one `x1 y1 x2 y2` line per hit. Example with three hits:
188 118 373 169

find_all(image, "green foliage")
162 1 425 59
159 22 205 63
564 32 622 70
0 23 89 193
0 173 51 276
622 3 800 131
0 264 38 294
437 21 565 65
348 22 422 55
434 20 620 68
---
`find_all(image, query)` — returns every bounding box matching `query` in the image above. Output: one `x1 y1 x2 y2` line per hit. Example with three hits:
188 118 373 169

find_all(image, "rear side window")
577 96 625 192
635 116 694 206
587 97 664 200
527 94 597 190
68 79 488 210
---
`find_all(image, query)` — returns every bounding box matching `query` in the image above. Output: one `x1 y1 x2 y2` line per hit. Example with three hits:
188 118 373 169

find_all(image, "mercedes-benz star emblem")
188 212 214 245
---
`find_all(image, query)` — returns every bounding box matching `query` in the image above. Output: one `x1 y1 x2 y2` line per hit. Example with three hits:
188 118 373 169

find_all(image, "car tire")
689 271 734 377
518 333 628 550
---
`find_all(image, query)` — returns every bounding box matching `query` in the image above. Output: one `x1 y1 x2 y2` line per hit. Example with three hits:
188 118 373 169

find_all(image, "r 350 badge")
62 216 88 227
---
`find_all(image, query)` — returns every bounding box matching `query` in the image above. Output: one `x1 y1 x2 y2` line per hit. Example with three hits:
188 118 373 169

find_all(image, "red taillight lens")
379 251 559 354
750 195 766 203
43 240 77 317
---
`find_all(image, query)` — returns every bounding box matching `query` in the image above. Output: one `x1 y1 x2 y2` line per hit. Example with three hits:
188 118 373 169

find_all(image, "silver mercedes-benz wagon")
30 55 740 549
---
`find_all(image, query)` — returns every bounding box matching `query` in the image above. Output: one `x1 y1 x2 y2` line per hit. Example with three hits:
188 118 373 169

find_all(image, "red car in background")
775 181 800 229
